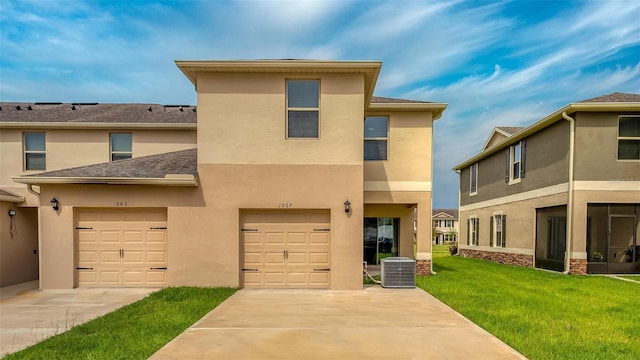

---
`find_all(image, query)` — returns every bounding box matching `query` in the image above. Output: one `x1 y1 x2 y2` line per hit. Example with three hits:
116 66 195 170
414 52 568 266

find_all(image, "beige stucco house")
454 93 640 274
2 60 447 290
432 209 458 244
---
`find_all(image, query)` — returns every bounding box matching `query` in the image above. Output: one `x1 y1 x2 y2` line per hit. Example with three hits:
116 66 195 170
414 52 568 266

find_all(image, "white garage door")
76 208 167 287
242 211 330 289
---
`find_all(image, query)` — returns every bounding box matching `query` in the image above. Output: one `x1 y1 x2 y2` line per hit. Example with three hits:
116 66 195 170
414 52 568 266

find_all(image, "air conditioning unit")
381 257 416 288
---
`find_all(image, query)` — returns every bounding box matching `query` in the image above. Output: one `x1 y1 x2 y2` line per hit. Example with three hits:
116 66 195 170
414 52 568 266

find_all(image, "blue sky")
1 0 639 208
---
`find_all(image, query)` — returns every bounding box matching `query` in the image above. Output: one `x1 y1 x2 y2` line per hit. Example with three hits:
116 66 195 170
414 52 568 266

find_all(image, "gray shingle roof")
432 208 458 219
371 96 433 104
496 126 524 135
0 188 21 198
579 92 640 103
24 149 197 178
0 103 196 124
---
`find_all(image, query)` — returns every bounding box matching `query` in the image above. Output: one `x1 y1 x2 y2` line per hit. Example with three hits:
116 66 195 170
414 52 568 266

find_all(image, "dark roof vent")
15 105 21 110
179 106 184 112
71 105 76 110
148 106 152 112
27 105 33 110
192 108 196 112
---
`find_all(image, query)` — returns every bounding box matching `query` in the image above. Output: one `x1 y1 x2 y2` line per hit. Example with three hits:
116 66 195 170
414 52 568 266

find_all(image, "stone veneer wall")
416 259 431 275
569 259 587 275
459 249 533 268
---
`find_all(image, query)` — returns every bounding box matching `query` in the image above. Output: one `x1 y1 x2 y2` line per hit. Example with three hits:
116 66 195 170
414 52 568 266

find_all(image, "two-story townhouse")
432 209 458 244
0 103 196 287
8 60 447 290
454 92 640 274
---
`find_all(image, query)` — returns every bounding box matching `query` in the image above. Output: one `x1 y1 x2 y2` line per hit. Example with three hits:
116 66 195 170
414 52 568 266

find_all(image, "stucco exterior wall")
196 72 364 166
574 111 640 181
0 203 38 287
460 121 569 206
0 128 196 204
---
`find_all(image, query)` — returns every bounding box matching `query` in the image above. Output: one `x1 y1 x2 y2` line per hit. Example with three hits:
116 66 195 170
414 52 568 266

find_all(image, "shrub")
448 244 458 255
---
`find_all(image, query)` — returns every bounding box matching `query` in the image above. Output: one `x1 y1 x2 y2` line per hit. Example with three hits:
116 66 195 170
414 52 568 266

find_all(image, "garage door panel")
123 231 144 244
76 208 167 287
242 211 330 289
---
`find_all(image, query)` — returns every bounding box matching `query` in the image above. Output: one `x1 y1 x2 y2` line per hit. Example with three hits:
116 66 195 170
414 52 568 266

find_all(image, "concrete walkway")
0 281 156 356
151 287 526 360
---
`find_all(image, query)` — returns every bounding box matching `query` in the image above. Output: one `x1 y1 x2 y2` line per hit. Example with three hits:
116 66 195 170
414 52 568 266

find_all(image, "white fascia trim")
364 181 432 192
460 183 568 211
0 194 25 203
0 122 196 130
12 176 197 186
574 181 640 191
459 245 534 255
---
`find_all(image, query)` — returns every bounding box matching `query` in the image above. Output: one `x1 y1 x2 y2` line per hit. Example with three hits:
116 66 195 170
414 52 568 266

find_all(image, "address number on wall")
115 202 128 207
277 203 293 208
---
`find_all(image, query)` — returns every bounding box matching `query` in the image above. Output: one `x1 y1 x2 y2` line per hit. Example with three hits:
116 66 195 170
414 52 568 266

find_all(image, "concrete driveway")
150 287 526 360
0 281 156 356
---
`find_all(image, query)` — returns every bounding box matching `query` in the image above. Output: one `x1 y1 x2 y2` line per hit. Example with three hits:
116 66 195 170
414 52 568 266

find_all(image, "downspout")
562 112 575 274
27 185 43 290
429 119 436 275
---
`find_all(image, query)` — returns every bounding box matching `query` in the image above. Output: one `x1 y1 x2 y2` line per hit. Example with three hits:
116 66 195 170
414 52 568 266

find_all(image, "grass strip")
3 287 236 360
417 256 639 360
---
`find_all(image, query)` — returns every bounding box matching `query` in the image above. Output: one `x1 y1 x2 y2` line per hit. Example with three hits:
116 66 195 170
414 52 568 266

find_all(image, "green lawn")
617 275 640 282
432 244 455 258
3 287 236 360
417 256 640 360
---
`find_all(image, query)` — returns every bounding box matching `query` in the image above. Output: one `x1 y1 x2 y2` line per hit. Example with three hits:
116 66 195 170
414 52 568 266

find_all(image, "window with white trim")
470 162 478 195
287 79 319 138
618 116 640 160
24 132 46 170
491 214 507 248
364 116 388 160
506 140 525 184
110 133 132 161
468 217 479 246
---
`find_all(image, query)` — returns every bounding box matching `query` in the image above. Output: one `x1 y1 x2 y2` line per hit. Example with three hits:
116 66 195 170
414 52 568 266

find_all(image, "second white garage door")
242 211 330 289
76 208 167 287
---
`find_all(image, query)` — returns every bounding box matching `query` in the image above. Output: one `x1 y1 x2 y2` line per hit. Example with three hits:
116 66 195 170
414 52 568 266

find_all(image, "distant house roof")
579 92 640 103
433 208 458 219
13 149 197 186
454 92 640 170
0 188 25 203
482 126 526 151
0 103 196 128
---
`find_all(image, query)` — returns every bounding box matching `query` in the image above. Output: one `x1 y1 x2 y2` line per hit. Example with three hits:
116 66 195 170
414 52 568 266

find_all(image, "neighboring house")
0 103 196 287
432 209 458 244
454 92 640 275
3 60 447 290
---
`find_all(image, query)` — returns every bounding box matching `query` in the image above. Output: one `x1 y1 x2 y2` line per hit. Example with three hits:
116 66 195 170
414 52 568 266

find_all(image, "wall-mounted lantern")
344 200 351 214
50 197 59 211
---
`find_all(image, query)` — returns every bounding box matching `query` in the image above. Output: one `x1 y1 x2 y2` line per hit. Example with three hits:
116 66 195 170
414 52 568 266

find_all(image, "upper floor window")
364 116 388 160
445 220 454 227
490 214 506 248
618 116 640 160
110 133 132 161
287 80 319 138
468 217 479 246
470 163 478 195
24 132 46 171
506 140 526 184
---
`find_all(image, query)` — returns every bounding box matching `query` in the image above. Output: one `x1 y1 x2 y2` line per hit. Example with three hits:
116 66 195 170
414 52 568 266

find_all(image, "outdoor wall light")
50 197 59 211
344 200 351 214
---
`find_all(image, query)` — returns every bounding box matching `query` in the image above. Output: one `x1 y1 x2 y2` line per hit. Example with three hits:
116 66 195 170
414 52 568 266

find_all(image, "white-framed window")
23 132 46 170
468 217 479 246
491 213 506 248
364 116 389 160
470 162 478 195
110 133 132 161
286 79 320 138
445 220 454 228
506 140 525 184
618 116 640 160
